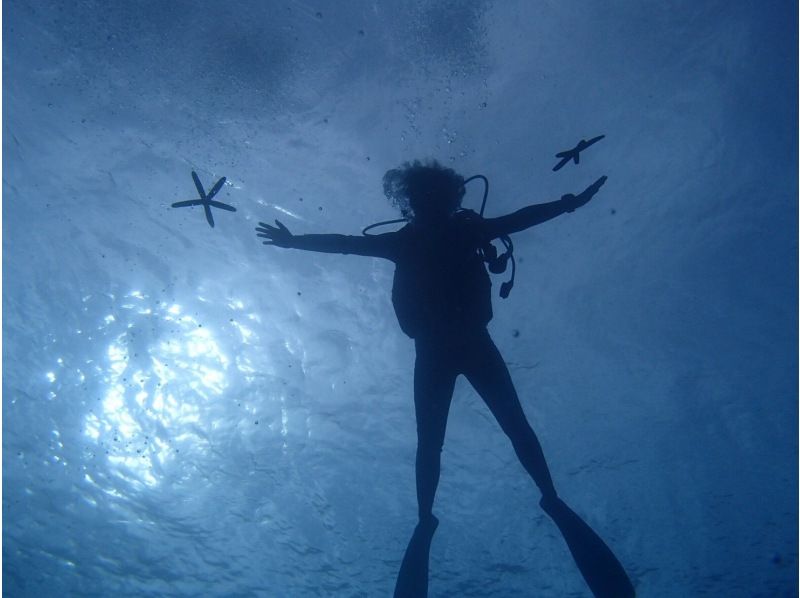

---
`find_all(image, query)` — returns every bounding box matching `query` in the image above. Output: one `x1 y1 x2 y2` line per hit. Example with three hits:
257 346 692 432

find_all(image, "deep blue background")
4 1 797 596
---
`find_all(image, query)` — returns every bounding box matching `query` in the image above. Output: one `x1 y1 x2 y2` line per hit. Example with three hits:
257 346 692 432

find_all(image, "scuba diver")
256 160 634 598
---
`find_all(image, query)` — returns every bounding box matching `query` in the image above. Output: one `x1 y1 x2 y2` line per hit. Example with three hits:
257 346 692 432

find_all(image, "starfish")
552 134 605 171
172 171 236 227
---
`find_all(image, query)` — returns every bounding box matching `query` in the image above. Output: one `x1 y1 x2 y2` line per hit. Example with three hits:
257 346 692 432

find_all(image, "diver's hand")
256 220 294 247
561 175 607 213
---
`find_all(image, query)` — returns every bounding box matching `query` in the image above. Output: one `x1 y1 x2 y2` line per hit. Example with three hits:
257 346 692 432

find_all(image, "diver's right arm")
256 220 397 259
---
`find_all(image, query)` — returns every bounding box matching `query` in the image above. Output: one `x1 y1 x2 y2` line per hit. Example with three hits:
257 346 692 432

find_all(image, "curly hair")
382 159 466 220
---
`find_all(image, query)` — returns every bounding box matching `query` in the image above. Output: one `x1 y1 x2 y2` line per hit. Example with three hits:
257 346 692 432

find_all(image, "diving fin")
393 516 439 598
540 496 635 598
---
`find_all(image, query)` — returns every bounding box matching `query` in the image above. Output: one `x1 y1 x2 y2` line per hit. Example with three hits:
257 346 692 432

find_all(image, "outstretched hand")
561 175 607 213
256 220 294 247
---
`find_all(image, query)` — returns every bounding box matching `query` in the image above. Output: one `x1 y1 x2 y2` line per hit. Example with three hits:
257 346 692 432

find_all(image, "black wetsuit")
287 201 575 518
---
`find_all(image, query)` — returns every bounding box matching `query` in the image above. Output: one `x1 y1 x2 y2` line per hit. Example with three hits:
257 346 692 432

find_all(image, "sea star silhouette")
172 171 236 227
552 135 605 172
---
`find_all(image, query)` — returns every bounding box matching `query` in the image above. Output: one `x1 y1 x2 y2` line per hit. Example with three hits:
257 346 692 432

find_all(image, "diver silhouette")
256 160 634 598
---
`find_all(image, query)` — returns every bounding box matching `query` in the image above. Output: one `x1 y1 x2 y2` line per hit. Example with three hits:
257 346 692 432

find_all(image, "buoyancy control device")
362 174 516 299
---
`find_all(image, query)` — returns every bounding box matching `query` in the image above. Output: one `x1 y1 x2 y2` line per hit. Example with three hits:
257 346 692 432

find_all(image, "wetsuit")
285 198 575 518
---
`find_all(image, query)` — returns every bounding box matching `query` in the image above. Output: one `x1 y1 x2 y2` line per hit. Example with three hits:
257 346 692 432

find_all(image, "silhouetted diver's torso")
391 211 492 340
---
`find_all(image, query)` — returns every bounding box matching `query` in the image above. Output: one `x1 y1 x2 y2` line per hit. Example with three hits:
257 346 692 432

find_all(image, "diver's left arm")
483 175 607 238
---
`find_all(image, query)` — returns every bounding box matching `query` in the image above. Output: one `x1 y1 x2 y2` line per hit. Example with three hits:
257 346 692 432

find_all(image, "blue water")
3 1 797 596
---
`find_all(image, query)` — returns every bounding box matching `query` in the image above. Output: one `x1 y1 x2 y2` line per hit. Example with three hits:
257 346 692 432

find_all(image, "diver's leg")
413 343 457 522
462 332 636 597
394 347 454 598
462 331 557 501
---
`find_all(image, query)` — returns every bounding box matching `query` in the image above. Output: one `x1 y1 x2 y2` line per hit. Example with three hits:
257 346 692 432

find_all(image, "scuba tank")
363 174 516 298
